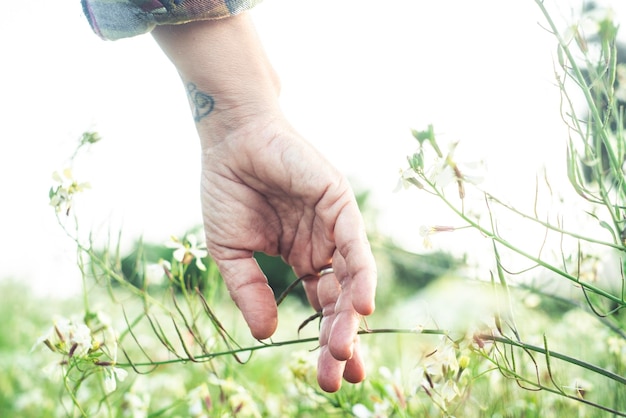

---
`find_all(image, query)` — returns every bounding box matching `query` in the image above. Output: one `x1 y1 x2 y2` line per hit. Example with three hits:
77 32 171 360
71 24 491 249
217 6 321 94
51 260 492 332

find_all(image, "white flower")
427 142 460 187
207 375 260 417
104 366 128 393
166 235 208 271
91 311 117 350
394 168 423 192
419 225 455 249
229 392 261 418
34 317 94 358
420 337 459 379
352 404 373 418
70 323 93 357
440 379 460 403
188 384 211 417
287 350 317 382
426 141 484 194
145 262 167 286
378 367 407 409
562 5 615 53
565 378 593 399
49 168 90 215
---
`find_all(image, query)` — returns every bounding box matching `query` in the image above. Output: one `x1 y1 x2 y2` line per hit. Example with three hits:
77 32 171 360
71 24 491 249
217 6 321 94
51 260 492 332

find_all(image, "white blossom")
166 235 208 271
34 317 94 358
103 366 128 393
49 168 90 214
394 168 423 192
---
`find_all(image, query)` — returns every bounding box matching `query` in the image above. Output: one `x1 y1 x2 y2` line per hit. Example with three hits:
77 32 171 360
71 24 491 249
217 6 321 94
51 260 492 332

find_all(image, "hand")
200 117 376 391
152 14 377 392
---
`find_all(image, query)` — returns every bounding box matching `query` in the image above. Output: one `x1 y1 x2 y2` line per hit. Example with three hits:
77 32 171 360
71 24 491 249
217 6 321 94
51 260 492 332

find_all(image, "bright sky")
1 0 624 297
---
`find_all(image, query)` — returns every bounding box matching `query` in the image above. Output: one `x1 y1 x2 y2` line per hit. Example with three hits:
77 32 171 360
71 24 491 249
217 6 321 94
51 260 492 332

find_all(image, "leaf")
598 220 618 243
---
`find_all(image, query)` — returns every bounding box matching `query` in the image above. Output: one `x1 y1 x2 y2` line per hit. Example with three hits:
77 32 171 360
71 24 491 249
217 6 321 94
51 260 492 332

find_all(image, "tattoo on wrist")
186 83 215 123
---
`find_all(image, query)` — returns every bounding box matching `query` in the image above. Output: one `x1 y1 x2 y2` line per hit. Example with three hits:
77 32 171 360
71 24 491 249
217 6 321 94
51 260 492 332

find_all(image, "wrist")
194 101 284 150
152 14 282 148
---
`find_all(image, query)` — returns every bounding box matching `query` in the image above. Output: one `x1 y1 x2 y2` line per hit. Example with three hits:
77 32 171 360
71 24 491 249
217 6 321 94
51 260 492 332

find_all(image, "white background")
1 0 623 297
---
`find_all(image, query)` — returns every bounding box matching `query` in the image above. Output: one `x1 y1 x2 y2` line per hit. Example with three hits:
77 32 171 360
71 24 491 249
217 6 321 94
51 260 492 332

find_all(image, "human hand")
152 14 376 391
200 118 377 391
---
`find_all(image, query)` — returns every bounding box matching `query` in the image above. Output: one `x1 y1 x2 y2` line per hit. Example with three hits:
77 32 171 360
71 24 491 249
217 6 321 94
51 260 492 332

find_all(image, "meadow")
2 1 626 417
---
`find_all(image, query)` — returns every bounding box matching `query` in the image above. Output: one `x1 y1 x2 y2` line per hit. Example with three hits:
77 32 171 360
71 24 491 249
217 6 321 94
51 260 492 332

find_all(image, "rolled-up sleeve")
81 0 264 40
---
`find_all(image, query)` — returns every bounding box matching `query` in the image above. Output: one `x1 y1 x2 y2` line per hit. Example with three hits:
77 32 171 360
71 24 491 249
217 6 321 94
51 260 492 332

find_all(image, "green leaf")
598 220 618 243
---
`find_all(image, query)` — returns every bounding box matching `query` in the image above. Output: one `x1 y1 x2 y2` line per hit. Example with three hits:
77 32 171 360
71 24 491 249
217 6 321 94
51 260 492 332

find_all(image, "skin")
152 13 377 392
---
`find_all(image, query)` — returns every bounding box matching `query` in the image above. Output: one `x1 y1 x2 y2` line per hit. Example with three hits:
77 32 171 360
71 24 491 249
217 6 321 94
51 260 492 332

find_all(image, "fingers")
316 269 366 392
342 338 366 384
217 256 278 340
334 201 378 316
317 342 365 392
301 276 321 312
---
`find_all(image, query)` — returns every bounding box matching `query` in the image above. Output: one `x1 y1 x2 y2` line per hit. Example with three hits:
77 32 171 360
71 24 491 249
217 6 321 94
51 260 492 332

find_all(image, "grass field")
3 1 626 417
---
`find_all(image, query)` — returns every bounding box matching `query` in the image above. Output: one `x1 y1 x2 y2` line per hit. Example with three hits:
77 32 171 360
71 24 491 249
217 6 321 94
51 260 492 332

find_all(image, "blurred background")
1 0 624 297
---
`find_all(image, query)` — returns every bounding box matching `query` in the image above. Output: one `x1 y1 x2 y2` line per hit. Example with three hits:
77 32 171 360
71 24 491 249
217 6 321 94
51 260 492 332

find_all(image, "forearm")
152 14 282 148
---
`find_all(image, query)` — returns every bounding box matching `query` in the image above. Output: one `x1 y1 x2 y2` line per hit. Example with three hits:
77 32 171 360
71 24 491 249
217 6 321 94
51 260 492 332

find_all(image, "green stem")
479 348 626 417
425 177 624 306
481 333 626 385
116 328 447 368
485 193 622 251
535 0 626 199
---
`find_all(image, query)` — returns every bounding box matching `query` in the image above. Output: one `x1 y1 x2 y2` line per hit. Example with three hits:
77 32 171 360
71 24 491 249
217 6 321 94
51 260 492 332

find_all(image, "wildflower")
145 262 168 286
100 327 127 393
562 4 616 53
427 141 484 198
394 168 424 192
416 336 465 412
568 378 593 399
188 384 211 417
419 225 455 249
422 339 459 378
352 400 392 418
166 235 208 271
49 168 90 215
207 375 261 418
458 355 470 371
288 350 317 383
378 366 406 408
352 404 373 418
34 317 94 358
439 379 460 403
103 365 128 393
229 392 261 418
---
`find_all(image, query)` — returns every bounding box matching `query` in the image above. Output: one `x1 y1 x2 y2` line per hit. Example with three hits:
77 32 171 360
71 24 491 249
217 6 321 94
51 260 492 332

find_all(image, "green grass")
8 2 626 417
2 270 624 417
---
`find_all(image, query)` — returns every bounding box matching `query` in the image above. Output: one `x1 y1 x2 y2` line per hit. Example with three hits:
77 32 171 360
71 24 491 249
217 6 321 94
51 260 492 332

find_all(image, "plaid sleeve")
81 0 263 40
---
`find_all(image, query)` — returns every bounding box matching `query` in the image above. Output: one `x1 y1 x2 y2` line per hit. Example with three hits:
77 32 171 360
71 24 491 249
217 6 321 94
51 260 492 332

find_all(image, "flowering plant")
15 2 626 417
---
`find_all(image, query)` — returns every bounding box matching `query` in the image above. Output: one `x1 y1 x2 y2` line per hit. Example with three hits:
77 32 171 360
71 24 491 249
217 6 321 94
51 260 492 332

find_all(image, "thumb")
216 256 278 340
